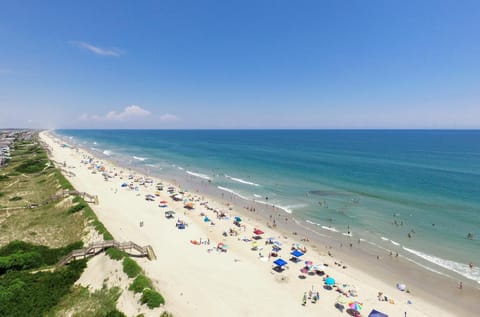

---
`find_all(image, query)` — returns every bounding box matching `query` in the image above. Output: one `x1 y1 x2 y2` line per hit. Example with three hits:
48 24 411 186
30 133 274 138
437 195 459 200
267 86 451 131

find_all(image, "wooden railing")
57 240 156 266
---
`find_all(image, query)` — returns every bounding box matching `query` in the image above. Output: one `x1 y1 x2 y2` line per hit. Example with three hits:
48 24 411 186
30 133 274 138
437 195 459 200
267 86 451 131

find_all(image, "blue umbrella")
234 216 242 222
325 277 336 285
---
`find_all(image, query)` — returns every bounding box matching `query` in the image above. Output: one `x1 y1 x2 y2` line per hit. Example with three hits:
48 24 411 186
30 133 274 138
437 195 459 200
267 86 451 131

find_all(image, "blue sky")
1 0 479 129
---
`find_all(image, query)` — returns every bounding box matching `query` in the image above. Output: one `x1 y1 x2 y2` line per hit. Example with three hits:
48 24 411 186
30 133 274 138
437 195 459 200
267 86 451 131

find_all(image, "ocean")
56 129 480 285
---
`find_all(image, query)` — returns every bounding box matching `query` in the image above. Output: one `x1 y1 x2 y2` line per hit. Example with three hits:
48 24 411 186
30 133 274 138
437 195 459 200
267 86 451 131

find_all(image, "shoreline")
43 130 478 316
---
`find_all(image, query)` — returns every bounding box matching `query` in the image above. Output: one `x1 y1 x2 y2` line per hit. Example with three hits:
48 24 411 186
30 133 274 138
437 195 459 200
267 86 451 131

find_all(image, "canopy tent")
253 229 264 235
273 258 287 267
291 249 304 257
368 309 388 317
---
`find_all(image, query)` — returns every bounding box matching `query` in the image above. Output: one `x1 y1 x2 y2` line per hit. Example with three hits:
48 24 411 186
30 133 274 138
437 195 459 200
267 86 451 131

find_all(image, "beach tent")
184 202 195 209
396 283 406 291
273 258 287 267
368 309 388 317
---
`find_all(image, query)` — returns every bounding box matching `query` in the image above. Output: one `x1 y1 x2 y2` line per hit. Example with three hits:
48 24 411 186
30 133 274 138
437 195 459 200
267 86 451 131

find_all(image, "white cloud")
79 105 150 121
159 113 178 121
70 41 123 56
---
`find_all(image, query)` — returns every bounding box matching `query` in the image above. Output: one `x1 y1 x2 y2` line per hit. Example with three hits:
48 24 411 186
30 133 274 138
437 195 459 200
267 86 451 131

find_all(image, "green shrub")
0 259 86 317
0 252 42 274
105 309 127 317
67 202 86 214
0 240 83 269
15 158 47 174
9 196 22 201
129 274 153 294
72 196 81 203
160 312 174 317
0 175 8 181
0 192 4 197
106 248 126 261
141 289 164 308
122 257 141 278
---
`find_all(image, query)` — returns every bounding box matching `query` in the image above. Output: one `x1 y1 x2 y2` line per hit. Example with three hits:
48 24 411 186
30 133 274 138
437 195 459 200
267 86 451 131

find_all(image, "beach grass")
0 139 85 247
45 284 125 317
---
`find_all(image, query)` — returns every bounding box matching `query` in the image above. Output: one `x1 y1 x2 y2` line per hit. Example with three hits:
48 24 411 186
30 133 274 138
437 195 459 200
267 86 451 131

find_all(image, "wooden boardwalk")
57 240 156 266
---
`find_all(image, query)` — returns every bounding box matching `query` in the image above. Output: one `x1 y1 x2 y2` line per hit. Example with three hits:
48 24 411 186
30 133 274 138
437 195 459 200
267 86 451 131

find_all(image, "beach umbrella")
349 301 363 311
234 216 242 222
396 283 406 291
336 295 348 305
253 229 264 235
305 260 313 267
325 277 335 286
184 202 195 209
273 240 282 246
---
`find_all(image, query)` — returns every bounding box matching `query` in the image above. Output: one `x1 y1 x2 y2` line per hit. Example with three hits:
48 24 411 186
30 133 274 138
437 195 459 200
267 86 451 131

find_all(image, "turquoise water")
56 129 480 284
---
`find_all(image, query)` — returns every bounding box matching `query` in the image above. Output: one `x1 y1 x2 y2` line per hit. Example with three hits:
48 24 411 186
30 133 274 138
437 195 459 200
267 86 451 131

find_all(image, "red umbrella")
253 229 264 235
160 200 168 204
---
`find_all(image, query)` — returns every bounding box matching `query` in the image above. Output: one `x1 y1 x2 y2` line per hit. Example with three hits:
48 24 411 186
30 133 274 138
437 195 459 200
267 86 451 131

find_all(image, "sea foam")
225 175 260 187
403 246 480 283
217 186 249 200
133 156 147 161
187 171 210 180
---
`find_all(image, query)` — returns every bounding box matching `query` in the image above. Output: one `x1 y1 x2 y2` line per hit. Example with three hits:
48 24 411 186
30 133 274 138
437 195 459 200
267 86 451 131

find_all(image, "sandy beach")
40 131 468 317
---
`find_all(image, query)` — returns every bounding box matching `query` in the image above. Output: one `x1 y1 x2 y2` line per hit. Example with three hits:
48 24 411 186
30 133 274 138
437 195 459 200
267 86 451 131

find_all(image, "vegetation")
46 285 126 317
54 169 74 190
106 247 126 261
129 274 153 294
123 257 142 278
0 240 83 273
141 289 164 308
0 133 166 315
0 259 87 317
68 202 87 214
160 312 174 317
14 158 48 174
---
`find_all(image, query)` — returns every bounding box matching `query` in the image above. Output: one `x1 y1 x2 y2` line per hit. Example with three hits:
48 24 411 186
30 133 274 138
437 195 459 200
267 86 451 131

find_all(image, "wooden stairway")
57 240 155 266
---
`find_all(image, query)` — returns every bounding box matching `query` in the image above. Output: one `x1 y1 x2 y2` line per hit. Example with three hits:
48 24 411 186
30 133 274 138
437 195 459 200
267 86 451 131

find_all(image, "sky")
0 0 479 129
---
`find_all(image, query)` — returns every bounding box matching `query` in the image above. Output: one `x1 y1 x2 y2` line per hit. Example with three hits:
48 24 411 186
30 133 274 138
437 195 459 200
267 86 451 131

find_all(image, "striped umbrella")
348 301 363 311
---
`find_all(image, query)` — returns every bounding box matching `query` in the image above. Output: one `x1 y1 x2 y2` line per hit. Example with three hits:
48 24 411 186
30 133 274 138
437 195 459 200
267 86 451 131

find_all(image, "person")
469 262 474 269
302 292 307 306
458 281 463 289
